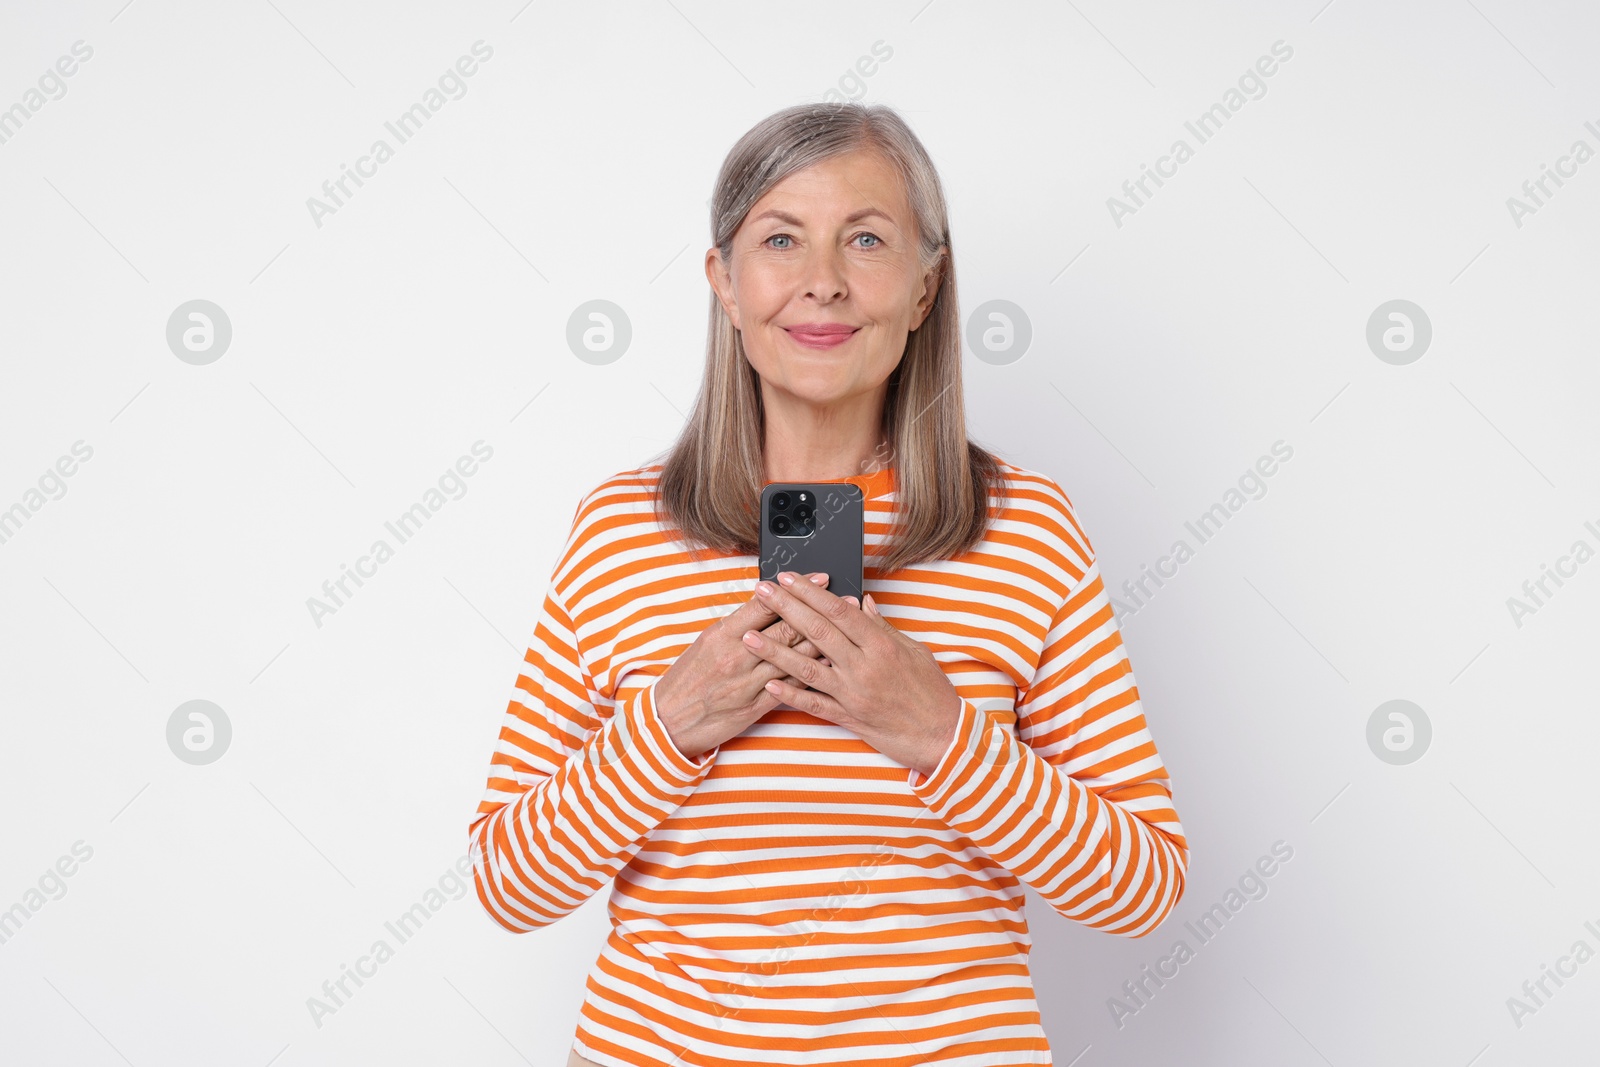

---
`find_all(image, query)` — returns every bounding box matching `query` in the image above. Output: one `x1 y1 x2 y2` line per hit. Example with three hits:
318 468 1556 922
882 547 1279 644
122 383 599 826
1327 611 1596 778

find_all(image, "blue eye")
764 232 882 250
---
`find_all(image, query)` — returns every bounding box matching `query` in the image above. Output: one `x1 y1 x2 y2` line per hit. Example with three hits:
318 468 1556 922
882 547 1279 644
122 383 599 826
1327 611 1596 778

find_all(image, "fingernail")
755 581 774 597
809 572 829 584
778 572 796 586
742 630 761 647
845 596 859 607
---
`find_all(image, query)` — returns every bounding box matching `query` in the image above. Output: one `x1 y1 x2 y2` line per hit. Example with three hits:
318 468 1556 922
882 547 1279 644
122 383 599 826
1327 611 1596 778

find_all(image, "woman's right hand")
654 572 834 762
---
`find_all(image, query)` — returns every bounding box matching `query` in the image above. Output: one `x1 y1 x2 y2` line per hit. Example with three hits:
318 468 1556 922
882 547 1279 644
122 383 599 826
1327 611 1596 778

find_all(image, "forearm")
909 697 1188 937
470 682 716 932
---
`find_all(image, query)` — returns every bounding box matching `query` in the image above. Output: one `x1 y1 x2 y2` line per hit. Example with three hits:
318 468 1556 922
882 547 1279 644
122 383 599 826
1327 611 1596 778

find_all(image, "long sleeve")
905 521 1189 938
467 569 719 934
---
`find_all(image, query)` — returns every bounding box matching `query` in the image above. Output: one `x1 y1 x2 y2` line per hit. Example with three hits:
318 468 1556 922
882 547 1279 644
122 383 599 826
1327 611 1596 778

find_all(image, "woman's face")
707 148 944 411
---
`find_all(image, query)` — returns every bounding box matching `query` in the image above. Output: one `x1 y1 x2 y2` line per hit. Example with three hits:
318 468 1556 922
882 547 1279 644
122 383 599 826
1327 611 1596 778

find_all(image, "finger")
748 649 826 713
761 675 845 720
726 575 825 633
742 575 832 627
860 591 897 633
762 623 821 655
751 661 822 701
741 627 838 696
760 616 807 649
745 629 825 688
732 572 825 639
747 580 827 666
745 631 823 684
751 664 823 716
754 571 866 664
772 623 837 659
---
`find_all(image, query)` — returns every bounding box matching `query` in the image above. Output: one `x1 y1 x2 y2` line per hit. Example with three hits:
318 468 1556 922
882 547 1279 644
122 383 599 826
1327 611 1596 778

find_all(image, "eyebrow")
749 207 893 227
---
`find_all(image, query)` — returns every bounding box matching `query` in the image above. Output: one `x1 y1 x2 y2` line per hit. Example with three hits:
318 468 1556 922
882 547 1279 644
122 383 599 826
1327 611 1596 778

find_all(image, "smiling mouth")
784 327 859 349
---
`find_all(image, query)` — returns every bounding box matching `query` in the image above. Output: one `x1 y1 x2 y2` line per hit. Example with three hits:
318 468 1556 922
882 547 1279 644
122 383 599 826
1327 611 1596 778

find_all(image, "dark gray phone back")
758 481 865 601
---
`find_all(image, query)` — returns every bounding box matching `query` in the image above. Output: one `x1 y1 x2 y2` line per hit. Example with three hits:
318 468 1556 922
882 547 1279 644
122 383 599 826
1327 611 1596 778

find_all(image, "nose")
800 242 847 301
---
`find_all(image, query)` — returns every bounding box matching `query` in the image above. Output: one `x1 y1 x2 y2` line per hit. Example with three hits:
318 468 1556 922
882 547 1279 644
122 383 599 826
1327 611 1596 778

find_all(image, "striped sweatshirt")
468 459 1188 1067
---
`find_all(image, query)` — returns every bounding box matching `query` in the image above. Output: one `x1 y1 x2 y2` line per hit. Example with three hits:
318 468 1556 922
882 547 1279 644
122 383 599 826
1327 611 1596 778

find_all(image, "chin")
786 381 850 402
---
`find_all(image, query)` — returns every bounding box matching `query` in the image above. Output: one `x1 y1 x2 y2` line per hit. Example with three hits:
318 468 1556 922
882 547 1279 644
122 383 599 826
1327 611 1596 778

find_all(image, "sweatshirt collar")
841 462 894 502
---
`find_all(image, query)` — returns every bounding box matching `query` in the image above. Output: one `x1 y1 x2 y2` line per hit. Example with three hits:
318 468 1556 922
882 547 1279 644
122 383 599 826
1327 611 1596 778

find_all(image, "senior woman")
468 102 1189 1067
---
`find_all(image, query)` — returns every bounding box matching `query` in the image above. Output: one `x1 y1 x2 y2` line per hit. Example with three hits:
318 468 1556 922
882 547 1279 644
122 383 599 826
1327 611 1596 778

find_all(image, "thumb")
863 594 896 634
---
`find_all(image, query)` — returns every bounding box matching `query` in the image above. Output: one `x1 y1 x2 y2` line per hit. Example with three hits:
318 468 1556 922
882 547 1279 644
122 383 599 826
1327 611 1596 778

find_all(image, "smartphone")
758 481 865 602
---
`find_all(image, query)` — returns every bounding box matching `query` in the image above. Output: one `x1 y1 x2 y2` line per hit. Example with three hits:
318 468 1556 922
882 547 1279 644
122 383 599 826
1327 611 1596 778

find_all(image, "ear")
705 246 741 330
909 246 947 331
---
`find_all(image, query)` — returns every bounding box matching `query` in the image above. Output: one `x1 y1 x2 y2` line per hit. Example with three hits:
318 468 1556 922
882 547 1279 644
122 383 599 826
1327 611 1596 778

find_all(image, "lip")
784 324 859 350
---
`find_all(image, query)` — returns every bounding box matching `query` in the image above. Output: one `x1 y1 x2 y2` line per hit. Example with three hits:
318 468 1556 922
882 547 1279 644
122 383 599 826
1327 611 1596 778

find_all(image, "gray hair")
653 101 1001 576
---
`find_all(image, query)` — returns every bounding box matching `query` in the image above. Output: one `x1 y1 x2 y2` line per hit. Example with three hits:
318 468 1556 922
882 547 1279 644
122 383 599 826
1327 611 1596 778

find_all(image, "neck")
760 387 888 484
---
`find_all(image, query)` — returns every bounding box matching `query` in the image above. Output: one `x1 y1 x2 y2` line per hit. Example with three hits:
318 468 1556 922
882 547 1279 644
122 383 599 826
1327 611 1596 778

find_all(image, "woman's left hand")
742 570 963 777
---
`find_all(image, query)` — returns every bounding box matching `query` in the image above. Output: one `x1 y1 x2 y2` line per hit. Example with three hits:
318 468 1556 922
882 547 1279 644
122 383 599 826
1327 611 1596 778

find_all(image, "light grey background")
2 1 1596 1064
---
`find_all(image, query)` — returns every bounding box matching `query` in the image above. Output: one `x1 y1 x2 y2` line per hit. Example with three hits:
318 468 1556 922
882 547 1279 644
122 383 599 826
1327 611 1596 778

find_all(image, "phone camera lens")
772 492 791 511
794 505 813 523
771 514 791 535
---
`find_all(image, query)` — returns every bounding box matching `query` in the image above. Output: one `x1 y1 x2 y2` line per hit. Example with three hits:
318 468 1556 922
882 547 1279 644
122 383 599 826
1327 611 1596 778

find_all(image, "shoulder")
551 463 667 596
571 463 664 525
986 458 1097 582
